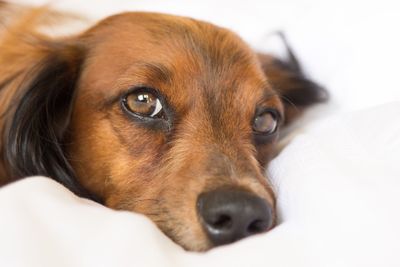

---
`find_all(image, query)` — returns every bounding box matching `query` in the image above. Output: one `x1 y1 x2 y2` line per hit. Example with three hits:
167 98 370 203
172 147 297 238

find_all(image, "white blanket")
1 102 399 267
2 0 400 266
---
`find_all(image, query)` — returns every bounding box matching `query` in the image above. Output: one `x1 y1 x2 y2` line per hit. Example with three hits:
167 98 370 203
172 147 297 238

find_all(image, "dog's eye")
123 89 163 118
253 110 278 135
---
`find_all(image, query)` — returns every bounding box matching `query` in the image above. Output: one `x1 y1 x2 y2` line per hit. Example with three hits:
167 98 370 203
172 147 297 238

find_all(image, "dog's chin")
170 234 211 252
148 213 212 251
163 227 212 252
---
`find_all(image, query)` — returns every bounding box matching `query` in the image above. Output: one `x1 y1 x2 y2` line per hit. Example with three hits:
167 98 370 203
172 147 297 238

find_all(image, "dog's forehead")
80 12 280 117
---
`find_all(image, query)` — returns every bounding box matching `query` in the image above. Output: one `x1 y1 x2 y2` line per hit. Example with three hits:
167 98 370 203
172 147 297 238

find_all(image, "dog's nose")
197 189 273 246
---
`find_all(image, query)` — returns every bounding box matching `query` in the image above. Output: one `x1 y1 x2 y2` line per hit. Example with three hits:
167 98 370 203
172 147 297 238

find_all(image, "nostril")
210 214 232 229
247 219 268 234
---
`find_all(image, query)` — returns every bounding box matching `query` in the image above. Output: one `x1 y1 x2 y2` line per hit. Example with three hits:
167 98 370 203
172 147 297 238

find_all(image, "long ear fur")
3 48 97 199
0 6 98 201
258 33 328 124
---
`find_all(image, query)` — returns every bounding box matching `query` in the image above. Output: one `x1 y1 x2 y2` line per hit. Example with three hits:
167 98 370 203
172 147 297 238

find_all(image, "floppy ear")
258 33 328 124
3 43 99 201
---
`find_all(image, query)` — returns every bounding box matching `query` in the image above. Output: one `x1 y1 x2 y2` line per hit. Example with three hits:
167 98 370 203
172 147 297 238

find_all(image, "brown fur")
0 4 326 251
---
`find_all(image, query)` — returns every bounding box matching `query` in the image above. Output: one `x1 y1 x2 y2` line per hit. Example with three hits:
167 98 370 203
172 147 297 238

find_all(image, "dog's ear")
258 34 328 124
3 42 99 200
0 7 99 200
4 43 94 199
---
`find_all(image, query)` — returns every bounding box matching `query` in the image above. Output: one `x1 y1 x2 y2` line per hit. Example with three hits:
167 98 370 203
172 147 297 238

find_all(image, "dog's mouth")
133 185 275 251
196 188 273 247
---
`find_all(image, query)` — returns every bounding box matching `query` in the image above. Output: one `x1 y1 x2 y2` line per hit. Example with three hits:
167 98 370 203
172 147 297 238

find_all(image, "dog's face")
68 13 279 250
1 11 326 251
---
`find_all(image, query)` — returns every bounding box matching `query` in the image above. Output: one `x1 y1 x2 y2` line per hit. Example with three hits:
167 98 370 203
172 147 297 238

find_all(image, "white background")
3 1 400 266
16 0 400 113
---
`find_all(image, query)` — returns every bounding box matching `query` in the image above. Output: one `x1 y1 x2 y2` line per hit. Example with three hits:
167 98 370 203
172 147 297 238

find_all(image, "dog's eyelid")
255 106 282 122
100 84 166 110
256 93 284 123
122 85 170 111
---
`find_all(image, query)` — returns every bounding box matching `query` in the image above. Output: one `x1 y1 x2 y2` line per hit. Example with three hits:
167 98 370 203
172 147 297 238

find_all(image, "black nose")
197 189 273 246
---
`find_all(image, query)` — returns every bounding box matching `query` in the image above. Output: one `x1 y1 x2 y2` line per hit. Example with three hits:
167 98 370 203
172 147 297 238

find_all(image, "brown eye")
123 89 163 118
253 110 278 135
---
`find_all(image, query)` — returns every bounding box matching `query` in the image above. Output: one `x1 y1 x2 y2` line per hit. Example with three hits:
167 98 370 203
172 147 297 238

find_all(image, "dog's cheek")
68 92 169 203
97 136 168 207
101 146 212 251
67 117 123 199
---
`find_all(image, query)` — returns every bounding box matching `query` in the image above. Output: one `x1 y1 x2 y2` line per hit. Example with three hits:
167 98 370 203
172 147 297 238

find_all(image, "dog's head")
1 11 326 250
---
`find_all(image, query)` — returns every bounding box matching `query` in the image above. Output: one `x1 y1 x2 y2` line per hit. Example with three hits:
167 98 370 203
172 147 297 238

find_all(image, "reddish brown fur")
0 4 325 251
66 13 281 250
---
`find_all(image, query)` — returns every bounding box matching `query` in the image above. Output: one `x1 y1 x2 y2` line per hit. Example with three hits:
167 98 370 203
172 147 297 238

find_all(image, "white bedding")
1 102 400 267
2 0 400 266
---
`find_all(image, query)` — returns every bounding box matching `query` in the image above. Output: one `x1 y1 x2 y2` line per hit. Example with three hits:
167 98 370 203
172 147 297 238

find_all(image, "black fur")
2 46 99 201
270 57 328 107
272 32 328 107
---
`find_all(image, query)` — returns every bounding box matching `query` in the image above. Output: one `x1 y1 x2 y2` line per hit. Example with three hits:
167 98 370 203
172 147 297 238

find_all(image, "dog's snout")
197 189 273 246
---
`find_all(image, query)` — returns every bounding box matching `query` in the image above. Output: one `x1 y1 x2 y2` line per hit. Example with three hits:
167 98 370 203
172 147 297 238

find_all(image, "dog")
0 2 327 251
